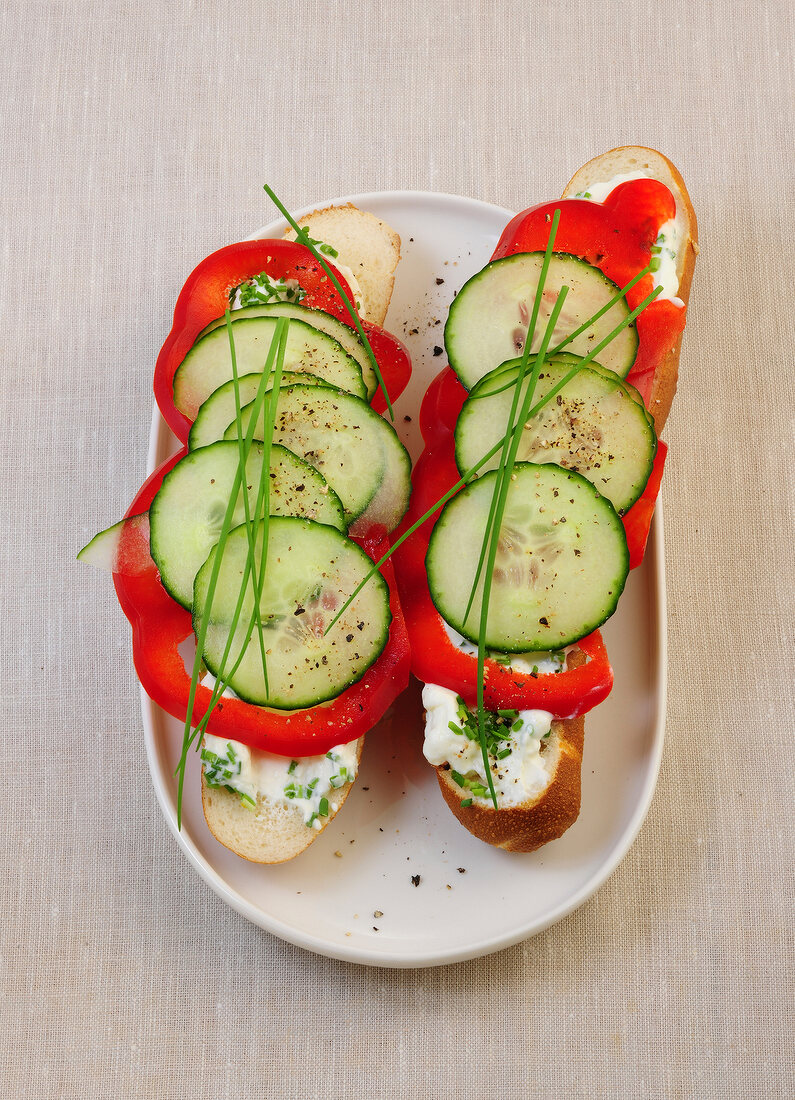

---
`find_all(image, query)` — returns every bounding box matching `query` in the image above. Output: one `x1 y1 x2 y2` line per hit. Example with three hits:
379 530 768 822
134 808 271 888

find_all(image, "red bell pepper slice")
153 238 412 441
394 384 613 716
491 181 686 399
113 450 411 757
623 441 667 570
483 181 681 567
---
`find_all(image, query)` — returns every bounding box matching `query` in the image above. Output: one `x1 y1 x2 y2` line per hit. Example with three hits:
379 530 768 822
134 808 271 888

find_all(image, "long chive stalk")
188 321 290 737
263 184 395 421
175 319 289 826
225 308 270 692
473 286 570 808
461 210 562 627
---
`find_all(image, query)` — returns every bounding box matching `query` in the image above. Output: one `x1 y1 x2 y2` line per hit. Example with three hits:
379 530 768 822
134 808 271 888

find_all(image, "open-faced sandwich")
80 201 413 862
392 146 697 851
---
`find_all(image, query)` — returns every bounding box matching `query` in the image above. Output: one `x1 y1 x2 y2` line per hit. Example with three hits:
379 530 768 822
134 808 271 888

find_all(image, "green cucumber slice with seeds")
224 384 410 532
426 463 629 651
173 317 366 420
455 355 657 514
445 252 638 389
149 441 346 609
188 371 330 451
194 516 391 708
196 302 378 401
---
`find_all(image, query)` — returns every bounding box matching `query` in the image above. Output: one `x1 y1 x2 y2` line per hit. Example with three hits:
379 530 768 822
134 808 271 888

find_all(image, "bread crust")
432 649 587 852
561 146 698 432
283 203 401 326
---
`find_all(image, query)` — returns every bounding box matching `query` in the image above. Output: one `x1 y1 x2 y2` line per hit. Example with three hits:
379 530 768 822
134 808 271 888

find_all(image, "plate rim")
142 190 668 967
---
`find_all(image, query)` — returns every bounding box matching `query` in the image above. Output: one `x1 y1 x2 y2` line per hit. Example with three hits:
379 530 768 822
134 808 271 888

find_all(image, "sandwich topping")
422 683 556 806
442 621 568 676
202 734 361 828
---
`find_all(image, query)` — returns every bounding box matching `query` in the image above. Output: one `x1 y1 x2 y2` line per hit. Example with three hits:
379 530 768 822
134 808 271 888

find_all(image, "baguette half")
283 203 401 326
201 203 400 863
562 146 698 431
431 150 696 853
201 739 363 864
431 649 586 852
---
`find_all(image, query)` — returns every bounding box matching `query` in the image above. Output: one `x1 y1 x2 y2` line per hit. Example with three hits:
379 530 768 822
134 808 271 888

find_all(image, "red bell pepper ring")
394 384 613 716
491 181 687 401
153 238 412 441
113 450 411 757
623 441 667 570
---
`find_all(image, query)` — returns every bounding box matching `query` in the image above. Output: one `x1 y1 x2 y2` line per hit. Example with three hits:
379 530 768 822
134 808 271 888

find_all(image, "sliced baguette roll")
561 146 698 432
201 738 363 864
200 203 400 864
432 649 586 852
283 203 401 326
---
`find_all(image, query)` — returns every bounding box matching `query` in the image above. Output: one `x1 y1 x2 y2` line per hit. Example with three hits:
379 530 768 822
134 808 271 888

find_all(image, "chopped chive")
460 798 473 807
319 797 329 817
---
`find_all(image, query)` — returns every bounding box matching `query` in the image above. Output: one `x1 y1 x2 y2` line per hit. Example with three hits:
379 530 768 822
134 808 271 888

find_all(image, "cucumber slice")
455 355 657 514
173 317 366 420
426 463 629 651
77 513 150 576
196 303 378 401
195 517 391 708
188 371 330 451
445 252 638 389
225 384 410 532
149 441 345 609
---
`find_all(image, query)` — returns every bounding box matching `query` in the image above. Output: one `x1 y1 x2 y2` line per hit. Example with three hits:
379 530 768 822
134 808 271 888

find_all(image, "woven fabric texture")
1 1 793 1097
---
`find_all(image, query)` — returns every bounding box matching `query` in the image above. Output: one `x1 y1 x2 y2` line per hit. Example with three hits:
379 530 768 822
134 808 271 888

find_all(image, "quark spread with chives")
202 734 361 829
441 620 568 677
232 236 366 317
421 683 556 807
574 170 685 305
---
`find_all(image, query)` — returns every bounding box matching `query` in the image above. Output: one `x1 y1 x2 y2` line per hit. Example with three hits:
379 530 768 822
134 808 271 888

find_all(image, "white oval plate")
143 191 666 967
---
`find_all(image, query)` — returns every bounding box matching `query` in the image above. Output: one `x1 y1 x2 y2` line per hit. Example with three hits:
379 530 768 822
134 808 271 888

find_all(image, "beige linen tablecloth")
3 1 793 1096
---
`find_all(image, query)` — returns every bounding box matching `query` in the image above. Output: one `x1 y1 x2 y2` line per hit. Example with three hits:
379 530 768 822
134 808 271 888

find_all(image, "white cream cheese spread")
421 683 557 807
574 170 685 304
229 271 305 309
201 733 361 828
441 619 567 676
